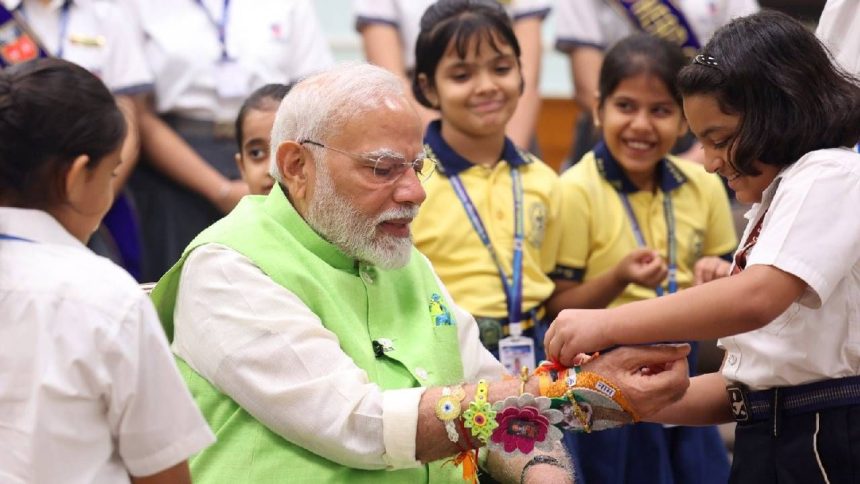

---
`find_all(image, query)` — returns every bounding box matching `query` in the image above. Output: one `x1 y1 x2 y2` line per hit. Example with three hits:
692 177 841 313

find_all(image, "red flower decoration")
490 405 550 454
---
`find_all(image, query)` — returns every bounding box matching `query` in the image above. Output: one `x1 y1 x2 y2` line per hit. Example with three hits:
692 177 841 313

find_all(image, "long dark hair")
0 58 126 208
678 10 860 175
412 0 522 108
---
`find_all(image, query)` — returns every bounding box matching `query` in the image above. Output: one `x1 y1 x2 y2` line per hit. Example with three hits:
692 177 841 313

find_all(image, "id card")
214 59 250 100
499 334 536 375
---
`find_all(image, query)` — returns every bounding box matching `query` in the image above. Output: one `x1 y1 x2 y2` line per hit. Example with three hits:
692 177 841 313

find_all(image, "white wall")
312 0 574 98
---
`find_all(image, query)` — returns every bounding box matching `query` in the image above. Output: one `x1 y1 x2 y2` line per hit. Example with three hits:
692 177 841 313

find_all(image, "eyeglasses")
299 139 436 184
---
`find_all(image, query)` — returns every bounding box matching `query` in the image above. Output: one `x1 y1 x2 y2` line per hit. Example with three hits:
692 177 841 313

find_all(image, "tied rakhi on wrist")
535 360 638 432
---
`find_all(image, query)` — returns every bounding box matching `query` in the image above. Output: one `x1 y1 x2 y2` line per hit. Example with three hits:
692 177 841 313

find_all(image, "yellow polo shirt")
413 121 562 320
555 143 737 307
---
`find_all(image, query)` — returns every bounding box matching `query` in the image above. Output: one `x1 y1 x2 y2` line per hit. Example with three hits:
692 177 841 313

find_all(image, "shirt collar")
423 119 531 176
0 207 85 249
593 140 686 193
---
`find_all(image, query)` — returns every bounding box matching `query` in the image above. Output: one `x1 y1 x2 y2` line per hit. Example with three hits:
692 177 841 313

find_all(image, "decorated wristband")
436 385 467 443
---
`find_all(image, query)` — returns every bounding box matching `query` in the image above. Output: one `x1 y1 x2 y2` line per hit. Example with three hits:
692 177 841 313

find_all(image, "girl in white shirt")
545 11 860 484
0 58 213 484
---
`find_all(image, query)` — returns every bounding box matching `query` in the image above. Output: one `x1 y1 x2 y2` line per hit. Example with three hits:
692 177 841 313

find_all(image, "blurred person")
234 83 291 195
353 0 549 148
125 0 333 281
1 0 156 279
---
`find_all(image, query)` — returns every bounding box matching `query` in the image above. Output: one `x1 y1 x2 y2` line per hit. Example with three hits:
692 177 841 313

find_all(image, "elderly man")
150 63 690 483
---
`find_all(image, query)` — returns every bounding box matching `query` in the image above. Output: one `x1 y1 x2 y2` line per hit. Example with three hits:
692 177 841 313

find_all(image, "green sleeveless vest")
151 185 466 483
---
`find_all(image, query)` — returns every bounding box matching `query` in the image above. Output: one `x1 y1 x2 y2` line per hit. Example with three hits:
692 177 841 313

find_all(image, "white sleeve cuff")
381 387 426 469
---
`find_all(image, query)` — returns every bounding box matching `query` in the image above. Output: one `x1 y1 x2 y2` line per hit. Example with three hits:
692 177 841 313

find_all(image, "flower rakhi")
462 380 498 444
488 393 563 455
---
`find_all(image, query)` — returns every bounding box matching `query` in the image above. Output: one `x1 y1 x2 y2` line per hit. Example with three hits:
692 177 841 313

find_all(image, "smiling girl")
411 0 563 364
545 11 860 483
547 34 737 484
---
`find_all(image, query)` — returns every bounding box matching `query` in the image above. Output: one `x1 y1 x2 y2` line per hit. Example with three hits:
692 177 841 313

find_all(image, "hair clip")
693 54 719 68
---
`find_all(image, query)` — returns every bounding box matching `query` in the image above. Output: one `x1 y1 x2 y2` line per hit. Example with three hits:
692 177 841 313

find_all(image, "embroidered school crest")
528 201 547 248
429 293 453 326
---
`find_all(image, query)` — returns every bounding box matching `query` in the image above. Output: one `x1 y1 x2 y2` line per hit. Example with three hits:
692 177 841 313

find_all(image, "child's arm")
546 248 667 316
544 263 807 365
644 372 734 426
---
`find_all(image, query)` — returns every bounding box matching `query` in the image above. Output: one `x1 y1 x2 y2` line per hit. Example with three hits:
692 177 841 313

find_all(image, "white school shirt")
3 0 153 94
172 244 506 469
352 0 551 71
816 0 860 77
127 0 334 122
0 208 215 484
554 0 759 52
718 148 860 390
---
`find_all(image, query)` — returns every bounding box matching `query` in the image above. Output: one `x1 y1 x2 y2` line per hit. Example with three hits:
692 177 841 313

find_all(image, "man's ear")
417 73 438 108
64 154 91 208
276 141 310 201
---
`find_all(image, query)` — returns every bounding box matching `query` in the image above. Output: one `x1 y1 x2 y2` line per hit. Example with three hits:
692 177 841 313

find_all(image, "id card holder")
499 332 536 375
214 59 250 100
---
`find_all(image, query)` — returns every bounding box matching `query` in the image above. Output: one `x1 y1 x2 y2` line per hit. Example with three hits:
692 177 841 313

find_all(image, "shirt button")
415 368 428 381
728 354 738 366
360 269 374 285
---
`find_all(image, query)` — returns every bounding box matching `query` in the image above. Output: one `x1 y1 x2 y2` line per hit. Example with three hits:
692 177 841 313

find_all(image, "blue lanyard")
195 0 231 60
449 167 525 324
0 233 34 243
617 191 677 296
17 0 71 58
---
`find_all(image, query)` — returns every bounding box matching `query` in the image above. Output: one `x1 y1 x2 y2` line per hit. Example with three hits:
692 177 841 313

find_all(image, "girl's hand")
694 256 732 285
615 248 668 289
543 308 613 365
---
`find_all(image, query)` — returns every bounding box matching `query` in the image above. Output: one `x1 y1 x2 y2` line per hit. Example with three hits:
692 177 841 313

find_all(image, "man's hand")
694 256 732 285
544 308 613 364
580 345 691 419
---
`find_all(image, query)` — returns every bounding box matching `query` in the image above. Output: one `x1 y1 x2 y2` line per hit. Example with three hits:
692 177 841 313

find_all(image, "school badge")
0 6 48 68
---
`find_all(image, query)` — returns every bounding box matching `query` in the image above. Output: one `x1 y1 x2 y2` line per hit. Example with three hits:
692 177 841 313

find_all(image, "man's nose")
392 168 427 206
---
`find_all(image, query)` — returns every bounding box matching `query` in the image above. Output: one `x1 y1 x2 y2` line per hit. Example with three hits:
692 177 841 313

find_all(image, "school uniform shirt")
0 207 214 483
352 0 551 72
413 120 563 320
555 143 737 308
554 0 759 53
816 0 860 77
127 0 334 121
3 0 152 94
720 148 860 390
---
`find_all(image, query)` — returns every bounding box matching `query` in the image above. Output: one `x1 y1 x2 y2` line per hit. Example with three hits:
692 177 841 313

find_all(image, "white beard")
305 162 417 270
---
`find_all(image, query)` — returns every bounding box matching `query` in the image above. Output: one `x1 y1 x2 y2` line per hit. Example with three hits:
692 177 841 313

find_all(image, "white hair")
269 62 405 183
